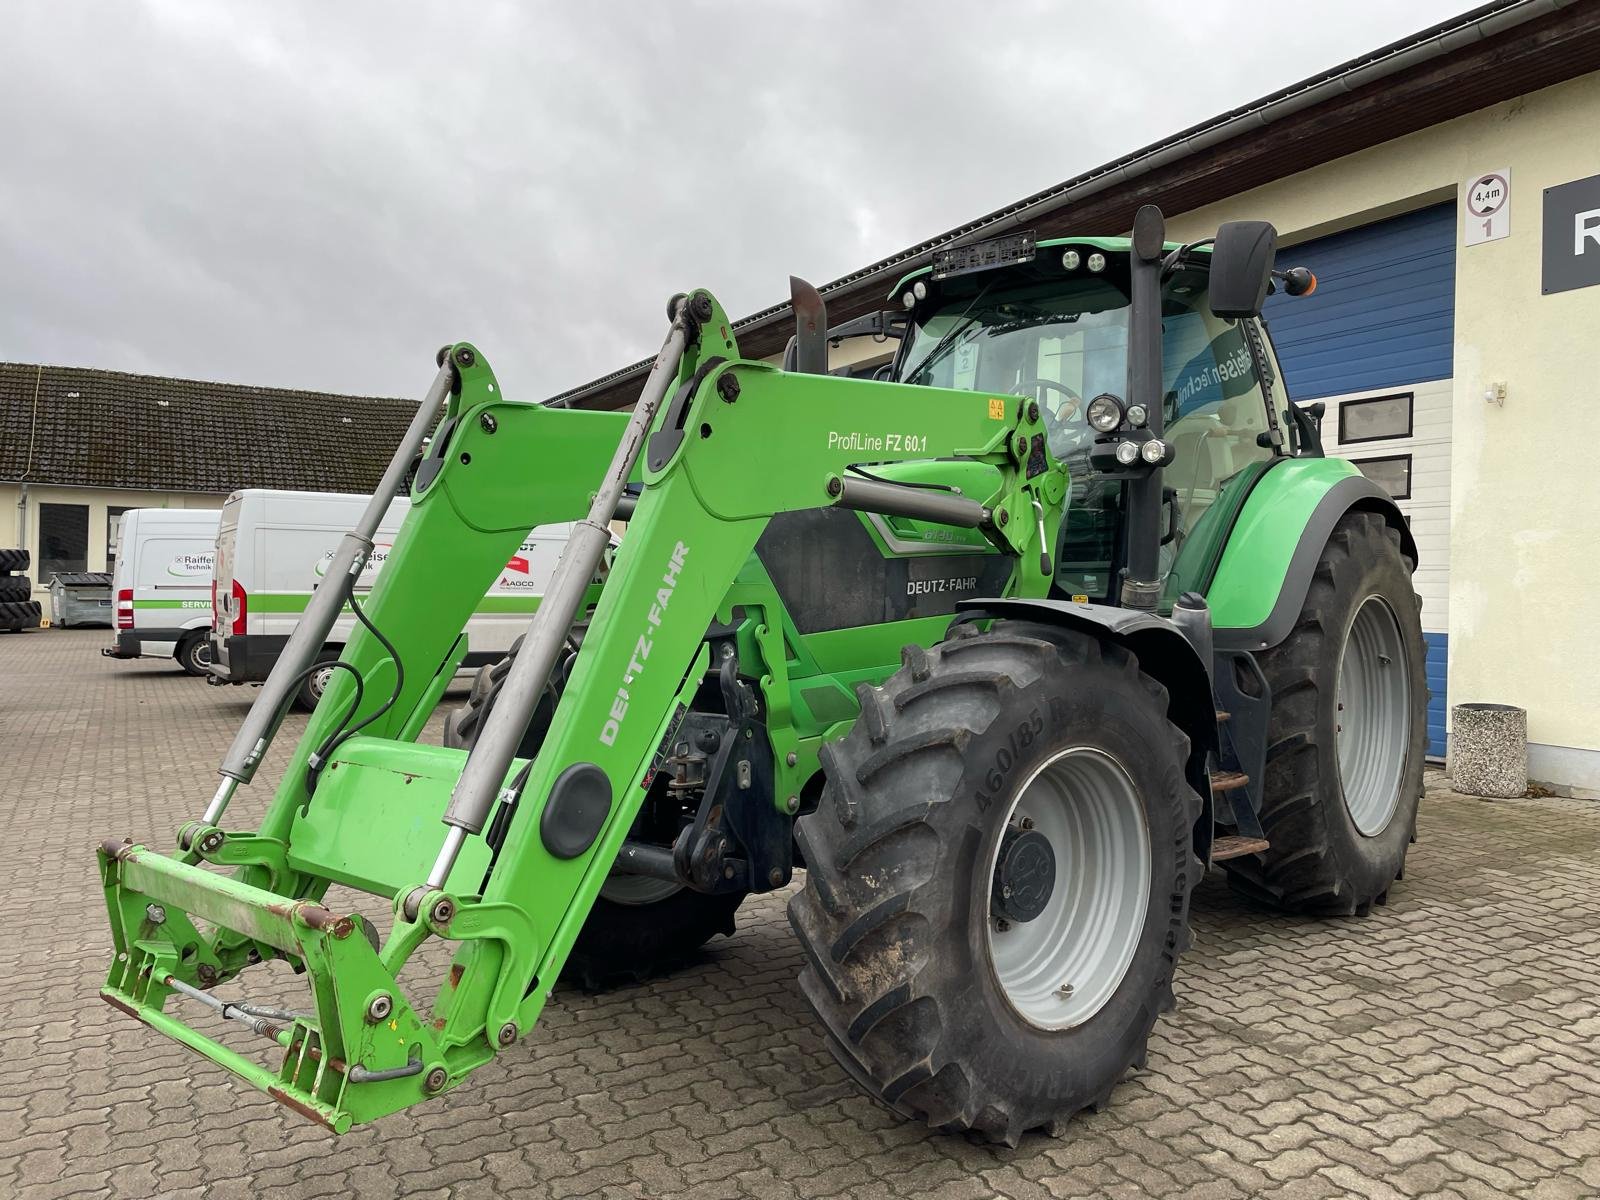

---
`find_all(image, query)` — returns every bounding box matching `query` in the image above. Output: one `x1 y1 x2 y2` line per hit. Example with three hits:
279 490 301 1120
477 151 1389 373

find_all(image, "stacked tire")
0 549 41 632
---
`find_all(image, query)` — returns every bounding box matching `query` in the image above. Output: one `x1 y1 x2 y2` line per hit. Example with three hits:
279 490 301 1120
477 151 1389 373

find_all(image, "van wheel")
294 654 339 712
176 633 211 677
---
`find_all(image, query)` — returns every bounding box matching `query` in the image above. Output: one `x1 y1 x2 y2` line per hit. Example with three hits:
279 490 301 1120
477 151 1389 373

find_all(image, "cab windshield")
893 265 1280 600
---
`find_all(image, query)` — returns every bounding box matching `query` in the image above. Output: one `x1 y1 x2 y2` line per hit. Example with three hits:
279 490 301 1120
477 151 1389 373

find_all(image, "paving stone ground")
3 628 1599 1199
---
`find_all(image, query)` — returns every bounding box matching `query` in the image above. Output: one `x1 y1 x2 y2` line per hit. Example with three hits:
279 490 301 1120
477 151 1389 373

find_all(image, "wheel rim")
1336 595 1411 836
986 747 1151 1030
600 874 681 905
189 640 211 670
310 664 334 701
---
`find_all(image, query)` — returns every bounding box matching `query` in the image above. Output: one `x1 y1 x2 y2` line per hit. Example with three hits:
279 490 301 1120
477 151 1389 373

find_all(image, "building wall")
0 483 224 597
1165 72 1600 789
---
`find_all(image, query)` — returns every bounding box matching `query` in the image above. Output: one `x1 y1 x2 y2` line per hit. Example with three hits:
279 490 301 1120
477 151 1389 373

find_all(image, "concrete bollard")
1451 703 1528 799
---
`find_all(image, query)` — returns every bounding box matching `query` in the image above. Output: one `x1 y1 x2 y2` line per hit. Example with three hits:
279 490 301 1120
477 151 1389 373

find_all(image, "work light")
1086 394 1124 433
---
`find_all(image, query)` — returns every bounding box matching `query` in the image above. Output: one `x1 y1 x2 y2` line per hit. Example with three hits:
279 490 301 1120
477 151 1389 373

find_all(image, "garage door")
1263 202 1455 759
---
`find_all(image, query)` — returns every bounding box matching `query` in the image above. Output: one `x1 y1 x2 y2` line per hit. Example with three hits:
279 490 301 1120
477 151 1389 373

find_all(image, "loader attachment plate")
99 840 461 1133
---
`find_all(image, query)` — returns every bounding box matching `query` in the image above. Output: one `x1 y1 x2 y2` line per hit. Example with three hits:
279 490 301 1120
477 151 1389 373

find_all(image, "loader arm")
98 289 1067 1131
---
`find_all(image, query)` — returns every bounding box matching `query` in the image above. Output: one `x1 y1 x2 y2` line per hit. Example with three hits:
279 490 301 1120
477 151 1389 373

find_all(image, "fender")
1207 458 1416 653
953 597 1219 860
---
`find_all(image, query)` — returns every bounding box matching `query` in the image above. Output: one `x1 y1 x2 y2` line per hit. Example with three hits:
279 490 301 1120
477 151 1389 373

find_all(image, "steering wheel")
1017 377 1082 421
1018 378 1084 457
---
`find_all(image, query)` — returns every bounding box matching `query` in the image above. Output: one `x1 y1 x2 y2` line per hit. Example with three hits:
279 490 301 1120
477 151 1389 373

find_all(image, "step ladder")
1207 738 1269 862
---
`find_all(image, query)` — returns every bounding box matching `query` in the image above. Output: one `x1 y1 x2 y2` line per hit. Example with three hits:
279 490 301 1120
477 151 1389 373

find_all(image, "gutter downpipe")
550 0 1565 410
15 365 42 565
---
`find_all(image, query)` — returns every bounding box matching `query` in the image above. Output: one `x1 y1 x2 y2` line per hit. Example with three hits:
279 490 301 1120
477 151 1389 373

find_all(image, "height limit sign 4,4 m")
1465 168 1511 246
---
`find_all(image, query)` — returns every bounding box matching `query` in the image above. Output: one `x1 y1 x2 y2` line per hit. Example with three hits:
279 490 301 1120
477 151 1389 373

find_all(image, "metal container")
48 572 114 629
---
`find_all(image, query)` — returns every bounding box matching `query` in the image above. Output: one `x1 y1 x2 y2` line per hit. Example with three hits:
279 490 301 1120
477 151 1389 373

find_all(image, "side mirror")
1209 221 1277 318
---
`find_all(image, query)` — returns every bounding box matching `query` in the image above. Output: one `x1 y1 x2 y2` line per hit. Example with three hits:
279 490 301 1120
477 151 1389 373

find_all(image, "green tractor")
99 205 1425 1144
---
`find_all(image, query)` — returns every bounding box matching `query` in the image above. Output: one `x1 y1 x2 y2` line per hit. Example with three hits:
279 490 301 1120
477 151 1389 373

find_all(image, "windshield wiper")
898 280 997 385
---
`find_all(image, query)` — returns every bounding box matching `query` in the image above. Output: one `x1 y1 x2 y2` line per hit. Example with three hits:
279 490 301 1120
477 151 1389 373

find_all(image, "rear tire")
791 622 1201 1144
0 575 31 602
176 632 211 677
0 548 28 572
1221 512 1426 915
444 637 746 987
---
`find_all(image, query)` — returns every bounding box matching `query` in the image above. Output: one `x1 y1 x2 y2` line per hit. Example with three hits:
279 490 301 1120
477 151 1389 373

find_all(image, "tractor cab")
883 235 1289 607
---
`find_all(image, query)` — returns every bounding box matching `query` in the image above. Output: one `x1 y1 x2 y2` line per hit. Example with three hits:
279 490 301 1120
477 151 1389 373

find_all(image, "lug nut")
366 994 394 1023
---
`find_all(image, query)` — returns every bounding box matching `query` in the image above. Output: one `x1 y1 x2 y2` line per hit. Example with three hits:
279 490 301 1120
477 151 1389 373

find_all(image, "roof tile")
0 363 423 494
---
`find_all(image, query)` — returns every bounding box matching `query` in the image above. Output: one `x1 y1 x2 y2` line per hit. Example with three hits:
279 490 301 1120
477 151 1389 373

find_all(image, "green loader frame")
100 205 1426 1142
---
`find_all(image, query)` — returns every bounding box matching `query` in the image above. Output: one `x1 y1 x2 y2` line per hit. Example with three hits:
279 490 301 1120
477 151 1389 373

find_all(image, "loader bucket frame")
97 288 1066 1130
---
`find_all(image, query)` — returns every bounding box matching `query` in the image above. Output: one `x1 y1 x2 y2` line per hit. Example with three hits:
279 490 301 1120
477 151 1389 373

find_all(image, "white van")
207 489 567 710
102 508 221 675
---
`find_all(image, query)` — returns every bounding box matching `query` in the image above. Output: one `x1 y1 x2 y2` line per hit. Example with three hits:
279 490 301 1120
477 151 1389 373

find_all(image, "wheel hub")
1335 594 1411 836
991 827 1056 923
986 746 1152 1030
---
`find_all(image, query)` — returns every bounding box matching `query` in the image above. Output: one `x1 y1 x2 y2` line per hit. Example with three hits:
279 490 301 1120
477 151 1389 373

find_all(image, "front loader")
98 205 1426 1144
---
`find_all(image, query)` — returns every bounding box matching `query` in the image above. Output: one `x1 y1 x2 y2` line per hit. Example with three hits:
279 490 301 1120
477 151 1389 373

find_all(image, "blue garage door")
1264 203 1456 399
1264 203 1455 759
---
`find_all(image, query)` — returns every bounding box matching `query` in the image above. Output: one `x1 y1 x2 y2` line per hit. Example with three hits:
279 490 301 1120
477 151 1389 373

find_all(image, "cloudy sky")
3 1 1475 401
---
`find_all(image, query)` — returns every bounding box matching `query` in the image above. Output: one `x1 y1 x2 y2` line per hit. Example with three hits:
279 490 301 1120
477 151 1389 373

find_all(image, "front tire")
1221 512 1426 915
790 622 1202 1144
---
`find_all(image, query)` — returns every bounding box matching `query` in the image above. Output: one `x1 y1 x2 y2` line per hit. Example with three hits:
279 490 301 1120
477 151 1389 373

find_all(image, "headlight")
1061 249 1080 270
1125 404 1148 428
1087 252 1107 273
912 280 928 301
1114 441 1140 466
1140 438 1169 465
902 290 916 309
1086 394 1124 433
